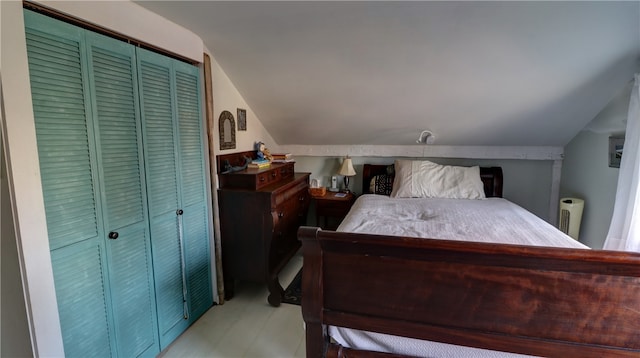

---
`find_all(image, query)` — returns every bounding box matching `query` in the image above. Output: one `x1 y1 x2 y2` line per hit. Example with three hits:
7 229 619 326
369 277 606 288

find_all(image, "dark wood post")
299 226 325 357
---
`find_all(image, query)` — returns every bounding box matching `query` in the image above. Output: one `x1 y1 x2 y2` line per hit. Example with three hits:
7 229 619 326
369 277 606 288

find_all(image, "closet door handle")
176 209 184 216
108 231 119 240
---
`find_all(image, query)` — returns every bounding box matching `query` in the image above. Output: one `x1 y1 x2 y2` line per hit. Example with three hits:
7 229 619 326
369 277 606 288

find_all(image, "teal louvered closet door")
137 48 213 349
175 63 213 321
85 31 159 358
25 10 115 358
137 49 187 348
25 9 212 356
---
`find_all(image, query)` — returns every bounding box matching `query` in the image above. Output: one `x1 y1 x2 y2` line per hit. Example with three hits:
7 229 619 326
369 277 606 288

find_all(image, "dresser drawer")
254 163 295 190
219 162 295 190
275 179 309 207
256 169 279 188
277 163 295 181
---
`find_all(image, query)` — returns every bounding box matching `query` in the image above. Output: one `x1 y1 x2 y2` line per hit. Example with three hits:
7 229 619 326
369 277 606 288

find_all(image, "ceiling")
135 1 640 146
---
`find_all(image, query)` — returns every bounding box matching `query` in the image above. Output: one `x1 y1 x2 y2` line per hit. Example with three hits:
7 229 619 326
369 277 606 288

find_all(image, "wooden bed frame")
298 164 640 357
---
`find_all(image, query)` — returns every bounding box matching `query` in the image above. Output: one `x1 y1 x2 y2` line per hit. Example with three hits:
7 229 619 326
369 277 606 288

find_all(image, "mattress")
330 194 589 357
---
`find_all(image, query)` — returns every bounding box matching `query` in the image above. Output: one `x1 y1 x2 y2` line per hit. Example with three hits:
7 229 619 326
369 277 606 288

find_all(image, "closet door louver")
85 32 159 357
137 49 188 348
25 11 114 357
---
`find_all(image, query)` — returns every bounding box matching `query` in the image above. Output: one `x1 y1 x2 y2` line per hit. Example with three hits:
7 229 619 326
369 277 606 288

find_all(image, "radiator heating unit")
559 198 584 240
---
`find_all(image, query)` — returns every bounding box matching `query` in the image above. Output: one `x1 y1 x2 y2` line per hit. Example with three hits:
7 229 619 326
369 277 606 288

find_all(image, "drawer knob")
299 196 305 201
278 212 284 218
271 172 277 177
260 177 266 182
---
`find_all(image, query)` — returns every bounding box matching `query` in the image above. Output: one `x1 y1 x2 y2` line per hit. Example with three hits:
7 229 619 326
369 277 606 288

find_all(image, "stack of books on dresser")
271 153 295 163
248 158 271 169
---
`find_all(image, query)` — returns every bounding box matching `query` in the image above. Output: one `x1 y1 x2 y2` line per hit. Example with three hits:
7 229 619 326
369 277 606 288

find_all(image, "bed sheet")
329 194 588 357
337 195 587 249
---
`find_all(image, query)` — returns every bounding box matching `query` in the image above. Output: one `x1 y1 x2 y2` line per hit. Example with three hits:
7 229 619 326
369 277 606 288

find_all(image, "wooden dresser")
217 151 310 306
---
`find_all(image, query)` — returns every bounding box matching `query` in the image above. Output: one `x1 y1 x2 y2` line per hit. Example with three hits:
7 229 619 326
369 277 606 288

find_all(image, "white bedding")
337 195 587 249
329 194 589 358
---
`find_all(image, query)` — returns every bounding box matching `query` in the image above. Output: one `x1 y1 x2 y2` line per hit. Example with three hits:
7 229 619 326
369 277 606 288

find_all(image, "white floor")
159 253 306 358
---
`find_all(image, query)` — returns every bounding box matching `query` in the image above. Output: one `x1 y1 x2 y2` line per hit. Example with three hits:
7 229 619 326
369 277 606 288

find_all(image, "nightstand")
314 192 356 229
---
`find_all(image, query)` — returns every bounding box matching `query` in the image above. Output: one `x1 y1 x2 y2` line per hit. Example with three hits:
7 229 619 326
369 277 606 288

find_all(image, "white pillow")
390 160 486 199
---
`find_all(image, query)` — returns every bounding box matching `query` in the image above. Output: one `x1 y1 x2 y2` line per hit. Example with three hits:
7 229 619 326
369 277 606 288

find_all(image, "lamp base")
343 176 352 194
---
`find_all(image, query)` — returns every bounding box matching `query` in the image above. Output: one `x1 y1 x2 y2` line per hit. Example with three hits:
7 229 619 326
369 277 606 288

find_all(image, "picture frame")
237 108 247 131
219 110 236 150
609 136 624 168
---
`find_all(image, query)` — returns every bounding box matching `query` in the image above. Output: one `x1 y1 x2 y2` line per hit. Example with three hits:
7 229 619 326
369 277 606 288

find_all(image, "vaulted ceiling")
136 1 639 146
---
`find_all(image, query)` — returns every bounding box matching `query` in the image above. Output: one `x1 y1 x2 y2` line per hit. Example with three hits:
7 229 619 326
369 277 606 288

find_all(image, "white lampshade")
338 157 356 176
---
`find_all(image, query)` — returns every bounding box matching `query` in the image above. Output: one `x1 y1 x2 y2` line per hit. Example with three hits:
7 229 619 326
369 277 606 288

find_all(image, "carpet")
282 268 302 305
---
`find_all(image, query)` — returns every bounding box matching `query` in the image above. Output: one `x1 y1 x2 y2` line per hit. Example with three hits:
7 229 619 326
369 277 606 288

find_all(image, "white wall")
205 52 278 304
560 83 629 248
209 53 276 155
37 0 203 62
1 135 33 357
284 144 565 223
296 156 555 222
2 1 64 354
561 132 621 248
1 7 33 346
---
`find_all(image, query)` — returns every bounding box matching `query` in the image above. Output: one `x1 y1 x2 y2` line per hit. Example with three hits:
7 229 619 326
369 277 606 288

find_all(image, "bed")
298 163 640 357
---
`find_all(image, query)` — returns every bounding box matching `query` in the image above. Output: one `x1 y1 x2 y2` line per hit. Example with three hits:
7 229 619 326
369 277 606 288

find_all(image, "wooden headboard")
362 164 503 198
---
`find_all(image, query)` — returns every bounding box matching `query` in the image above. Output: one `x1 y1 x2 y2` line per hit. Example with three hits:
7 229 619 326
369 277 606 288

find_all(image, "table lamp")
338 156 356 193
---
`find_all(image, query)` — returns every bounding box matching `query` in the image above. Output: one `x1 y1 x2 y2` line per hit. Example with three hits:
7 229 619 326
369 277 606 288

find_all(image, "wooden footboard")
299 227 640 358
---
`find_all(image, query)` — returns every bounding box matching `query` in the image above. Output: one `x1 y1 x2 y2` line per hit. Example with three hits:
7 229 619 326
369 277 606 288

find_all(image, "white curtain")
604 74 640 251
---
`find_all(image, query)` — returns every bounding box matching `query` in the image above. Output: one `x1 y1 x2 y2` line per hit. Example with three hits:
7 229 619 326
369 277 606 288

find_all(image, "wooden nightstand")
314 192 356 229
